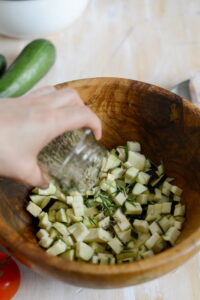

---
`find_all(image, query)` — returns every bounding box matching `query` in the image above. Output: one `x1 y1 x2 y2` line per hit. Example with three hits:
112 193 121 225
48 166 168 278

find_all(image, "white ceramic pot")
0 0 89 39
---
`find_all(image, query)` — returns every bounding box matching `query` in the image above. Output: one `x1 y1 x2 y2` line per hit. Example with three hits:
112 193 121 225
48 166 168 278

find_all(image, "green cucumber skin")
0 39 56 98
0 55 6 77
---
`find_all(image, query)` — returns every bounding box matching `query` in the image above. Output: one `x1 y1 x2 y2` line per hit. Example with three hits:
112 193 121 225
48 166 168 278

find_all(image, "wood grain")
0 77 200 288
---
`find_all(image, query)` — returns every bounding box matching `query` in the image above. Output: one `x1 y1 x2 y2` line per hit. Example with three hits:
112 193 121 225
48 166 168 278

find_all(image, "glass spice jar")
37 129 107 194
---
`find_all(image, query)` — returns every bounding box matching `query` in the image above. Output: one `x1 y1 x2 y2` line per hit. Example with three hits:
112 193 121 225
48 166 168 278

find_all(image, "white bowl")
0 0 89 39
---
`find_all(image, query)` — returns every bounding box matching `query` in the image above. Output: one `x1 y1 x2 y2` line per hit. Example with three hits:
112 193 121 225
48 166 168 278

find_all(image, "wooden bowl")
0 78 200 288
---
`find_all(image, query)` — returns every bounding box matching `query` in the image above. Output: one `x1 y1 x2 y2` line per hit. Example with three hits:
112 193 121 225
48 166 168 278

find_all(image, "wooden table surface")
0 0 199 299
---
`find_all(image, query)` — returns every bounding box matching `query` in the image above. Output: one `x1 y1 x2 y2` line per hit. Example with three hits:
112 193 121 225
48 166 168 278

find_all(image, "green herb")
94 191 118 216
117 180 127 195
87 216 96 225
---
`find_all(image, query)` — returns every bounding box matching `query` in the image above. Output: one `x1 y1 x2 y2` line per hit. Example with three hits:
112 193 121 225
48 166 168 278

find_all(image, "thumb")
19 160 49 188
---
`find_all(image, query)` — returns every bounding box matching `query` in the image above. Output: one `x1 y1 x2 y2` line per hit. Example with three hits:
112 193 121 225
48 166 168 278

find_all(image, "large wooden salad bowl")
0 78 200 288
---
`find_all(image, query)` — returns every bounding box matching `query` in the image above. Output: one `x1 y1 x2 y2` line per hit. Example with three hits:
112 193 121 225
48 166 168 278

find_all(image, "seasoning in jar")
37 129 107 193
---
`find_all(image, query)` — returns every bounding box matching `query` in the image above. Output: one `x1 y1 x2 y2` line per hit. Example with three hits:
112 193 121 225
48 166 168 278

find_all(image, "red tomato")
0 252 20 300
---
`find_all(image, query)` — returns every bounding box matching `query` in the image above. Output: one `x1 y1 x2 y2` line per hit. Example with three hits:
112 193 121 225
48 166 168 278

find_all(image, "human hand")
0 86 102 187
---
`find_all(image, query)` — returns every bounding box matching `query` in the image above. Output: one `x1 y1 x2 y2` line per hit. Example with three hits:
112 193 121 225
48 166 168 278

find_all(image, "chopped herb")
87 216 96 225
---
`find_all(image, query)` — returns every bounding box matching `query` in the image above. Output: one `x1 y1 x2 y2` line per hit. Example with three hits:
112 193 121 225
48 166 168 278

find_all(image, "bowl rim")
1 77 200 279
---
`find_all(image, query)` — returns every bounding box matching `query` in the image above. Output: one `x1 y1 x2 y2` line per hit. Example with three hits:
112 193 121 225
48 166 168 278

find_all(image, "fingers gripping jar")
37 129 107 194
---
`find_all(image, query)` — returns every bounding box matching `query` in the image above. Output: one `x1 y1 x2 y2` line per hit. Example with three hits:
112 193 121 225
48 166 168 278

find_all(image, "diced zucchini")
132 183 147 195
108 237 123 254
62 235 74 247
160 195 170 203
127 151 146 170
171 185 183 196
149 221 162 235
49 201 67 211
98 216 110 229
53 222 69 236
68 222 89 242
118 258 134 263
152 237 166 253
136 194 148 205
26 201 42 217
136 172 150 185
142 250 154 258
49 228 59 239
76 242 94 261
113 224 121 234
100 179 117 194
161 202 172 214
66 196 73 205
174 204 185 216
133 219 149 233
36 229 49 240
56 208 68 223
91 255 99 264
98 253 111 264
90 242 106 253
175 216 185 222
154 188 162 201
125 167 139 183
168 215 175 226
103 154 121 172
84 207 98 217
135 233 151 248
110 257 116 264
173 195 181 202
157 164 164 175
39 236 53 248
163 226 181 245
48 209 56 222
83 217 97 228
123 161 133 169
117 249 137 260
84 228 112 243
113 208 131 231
145 232 161 250
116 147 126 162
38 212 52 230
60 249 75 261
144 159 151 170
151 175 164 187
127 141 141 152
47 239 67 256
125 202 142 215
158 216 171 232
162 181 172 196
53 192 64 204
117 229 132 243
66 208 82 222
40 197 51 209
111 168 124 179
147 204 162 216
127 240 135 249
30 195 47 206
174 221 183 230
114 192 127 206
99 172 107 179
33 182 57 196
72 195 84 217
95 211 105 221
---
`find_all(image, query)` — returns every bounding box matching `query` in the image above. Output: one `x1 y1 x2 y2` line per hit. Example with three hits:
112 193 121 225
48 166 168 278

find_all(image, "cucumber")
0 55 6 77
0 39 56 97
